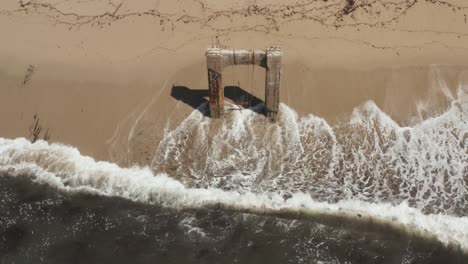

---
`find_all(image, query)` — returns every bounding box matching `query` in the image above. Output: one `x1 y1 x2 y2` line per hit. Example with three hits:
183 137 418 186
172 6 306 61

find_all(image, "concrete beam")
222 50 266 68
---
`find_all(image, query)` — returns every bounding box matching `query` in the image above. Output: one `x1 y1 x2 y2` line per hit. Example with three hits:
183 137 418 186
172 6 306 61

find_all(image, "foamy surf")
154 91 467 217
0 137 467 251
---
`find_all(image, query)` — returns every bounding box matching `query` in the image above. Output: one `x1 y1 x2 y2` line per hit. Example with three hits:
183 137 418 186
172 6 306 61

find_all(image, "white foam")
0 137 467 250
152 95 467 216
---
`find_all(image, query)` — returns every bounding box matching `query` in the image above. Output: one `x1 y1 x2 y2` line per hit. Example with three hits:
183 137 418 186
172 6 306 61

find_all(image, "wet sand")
1 0 468 165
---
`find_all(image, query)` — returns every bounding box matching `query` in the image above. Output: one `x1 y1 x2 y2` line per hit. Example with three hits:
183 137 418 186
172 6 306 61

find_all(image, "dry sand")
1 0 468 165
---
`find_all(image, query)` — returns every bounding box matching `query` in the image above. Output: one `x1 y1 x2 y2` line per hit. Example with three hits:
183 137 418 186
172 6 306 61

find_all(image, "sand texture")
1 0 467 165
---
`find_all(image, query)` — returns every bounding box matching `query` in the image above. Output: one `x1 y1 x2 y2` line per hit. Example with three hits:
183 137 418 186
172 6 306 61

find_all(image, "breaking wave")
154 89 468 216
0 86 467 252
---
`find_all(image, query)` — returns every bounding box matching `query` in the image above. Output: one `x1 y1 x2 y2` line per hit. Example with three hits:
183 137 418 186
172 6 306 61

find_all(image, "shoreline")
2 0 468 164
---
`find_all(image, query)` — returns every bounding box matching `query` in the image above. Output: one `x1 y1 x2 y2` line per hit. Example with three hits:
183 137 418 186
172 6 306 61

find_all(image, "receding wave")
154 88 467 216
1 86 467 254
0 134 467 251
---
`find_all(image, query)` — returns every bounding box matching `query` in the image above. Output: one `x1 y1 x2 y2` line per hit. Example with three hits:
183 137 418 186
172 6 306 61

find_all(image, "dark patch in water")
0 225 27 254
0 174 466 263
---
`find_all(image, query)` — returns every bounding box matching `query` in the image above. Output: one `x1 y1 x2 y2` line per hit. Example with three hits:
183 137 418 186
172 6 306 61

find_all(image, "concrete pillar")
206 48 224 118
265 47 282 120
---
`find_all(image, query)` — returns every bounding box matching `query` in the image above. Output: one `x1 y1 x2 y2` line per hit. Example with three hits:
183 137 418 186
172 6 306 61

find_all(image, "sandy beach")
1 0 468 165
1 2 468 262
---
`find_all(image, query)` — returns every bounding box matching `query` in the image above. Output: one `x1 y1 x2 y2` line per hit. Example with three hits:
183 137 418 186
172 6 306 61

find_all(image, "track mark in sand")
20 65 36 87
5 0 468 55
9 0 468 33
271 32 468 55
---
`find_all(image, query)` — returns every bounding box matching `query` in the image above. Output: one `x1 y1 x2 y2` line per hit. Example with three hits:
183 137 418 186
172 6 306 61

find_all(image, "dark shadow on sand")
224 86 263 113
171 86 264 116
171 86 209 116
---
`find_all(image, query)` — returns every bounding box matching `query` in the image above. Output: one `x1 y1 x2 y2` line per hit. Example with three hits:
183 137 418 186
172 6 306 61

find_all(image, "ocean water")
0 87 467 263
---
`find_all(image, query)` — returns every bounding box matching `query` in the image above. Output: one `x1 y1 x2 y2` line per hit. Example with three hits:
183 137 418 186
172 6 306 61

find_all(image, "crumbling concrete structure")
206 46 282 120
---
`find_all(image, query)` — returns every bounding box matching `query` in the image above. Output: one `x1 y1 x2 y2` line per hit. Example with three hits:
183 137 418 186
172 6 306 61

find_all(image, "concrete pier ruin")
206 46 282 120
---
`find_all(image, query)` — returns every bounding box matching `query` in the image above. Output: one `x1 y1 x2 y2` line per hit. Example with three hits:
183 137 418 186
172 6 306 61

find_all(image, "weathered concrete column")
206 47 224 118
265 46 282 120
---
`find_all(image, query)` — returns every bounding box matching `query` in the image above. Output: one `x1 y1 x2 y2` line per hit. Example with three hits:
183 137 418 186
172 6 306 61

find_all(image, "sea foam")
0 137 467 250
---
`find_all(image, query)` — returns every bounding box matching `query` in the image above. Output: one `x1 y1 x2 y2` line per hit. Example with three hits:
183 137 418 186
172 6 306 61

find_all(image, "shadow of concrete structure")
224 86 264 114
171 85 264 116
171 86 209 116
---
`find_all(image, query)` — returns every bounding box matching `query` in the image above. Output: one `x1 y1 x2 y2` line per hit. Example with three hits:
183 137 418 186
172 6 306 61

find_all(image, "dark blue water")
0 174 466 264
